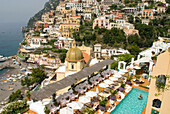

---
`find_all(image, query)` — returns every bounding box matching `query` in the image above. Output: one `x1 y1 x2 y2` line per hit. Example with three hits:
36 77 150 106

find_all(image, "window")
96 53 98 58
71 64 74 69
152 99 161 108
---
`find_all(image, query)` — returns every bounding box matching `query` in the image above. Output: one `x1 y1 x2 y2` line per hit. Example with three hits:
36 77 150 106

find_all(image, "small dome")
66 47 83 61
66 41 83 61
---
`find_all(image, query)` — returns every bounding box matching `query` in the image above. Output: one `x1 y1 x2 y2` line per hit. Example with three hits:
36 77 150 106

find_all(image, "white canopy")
104 80 114 85
85 91 97 97
67 101 84 110
134 57 150 64
99 83 109 88
134 66 141 69
29 101 45 114
60 107 73 114
109 77 118 81
78 96 91 104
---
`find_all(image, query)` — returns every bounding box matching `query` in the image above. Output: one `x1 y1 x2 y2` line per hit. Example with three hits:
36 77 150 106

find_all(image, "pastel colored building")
123 7 137 14
142 9 154 19
27 53 45 63
145 49 170 114
54 37 74 49
62 16 81 24
101 48 130 58
39 56 61 68
157 6 166 13
154 0 166 3
59 23 80 37
93 16 109 29
30 36 48 48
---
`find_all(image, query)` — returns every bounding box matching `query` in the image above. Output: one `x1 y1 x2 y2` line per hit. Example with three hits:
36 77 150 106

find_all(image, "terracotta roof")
23 110 38 114
83 52 90 63
143 9 153 11
31 59 114 100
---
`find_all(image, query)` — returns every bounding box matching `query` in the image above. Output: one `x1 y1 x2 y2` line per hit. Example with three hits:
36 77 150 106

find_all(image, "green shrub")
139 85 149 89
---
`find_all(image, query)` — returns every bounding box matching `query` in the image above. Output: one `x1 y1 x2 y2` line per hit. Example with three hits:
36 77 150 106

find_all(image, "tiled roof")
31 59 114 100
83 52 90 63
60 23 79 25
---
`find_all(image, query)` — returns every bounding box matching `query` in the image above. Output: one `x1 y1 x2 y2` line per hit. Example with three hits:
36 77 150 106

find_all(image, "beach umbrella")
118 87 125 92
77 89 85 94
99 83 109 88
99 92 111 98
60 107 73 114
109 77 118 81
104 80 114 85
78 96 91 104
60 99 67 107
85 91 97 98
113 74 122 78
109 95 117 100
134 66 141 69
69 94 76 101
29 86 33 89
67 101 84 109
118 72 125 75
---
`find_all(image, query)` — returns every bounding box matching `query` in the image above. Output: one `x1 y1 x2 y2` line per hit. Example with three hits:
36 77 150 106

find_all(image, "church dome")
66 41 83 61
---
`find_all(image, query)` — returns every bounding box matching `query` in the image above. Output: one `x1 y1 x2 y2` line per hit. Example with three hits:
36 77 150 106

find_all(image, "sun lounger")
109 99 115 105
134 83 139 86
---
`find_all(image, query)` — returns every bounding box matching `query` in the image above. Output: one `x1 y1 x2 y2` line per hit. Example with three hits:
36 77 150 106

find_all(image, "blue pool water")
111 88 148 114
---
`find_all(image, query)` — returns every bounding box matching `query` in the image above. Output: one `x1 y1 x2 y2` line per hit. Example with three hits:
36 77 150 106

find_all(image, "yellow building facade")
145 49 170 114
59 23 80 37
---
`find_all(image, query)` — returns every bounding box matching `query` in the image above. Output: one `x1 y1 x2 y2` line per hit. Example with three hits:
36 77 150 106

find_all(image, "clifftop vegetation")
27 0 60 28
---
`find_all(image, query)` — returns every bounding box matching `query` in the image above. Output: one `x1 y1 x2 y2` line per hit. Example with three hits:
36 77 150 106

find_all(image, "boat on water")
0 55 8 62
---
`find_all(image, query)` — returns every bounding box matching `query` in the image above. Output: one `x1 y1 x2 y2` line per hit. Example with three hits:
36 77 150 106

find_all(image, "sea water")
0 0 49 76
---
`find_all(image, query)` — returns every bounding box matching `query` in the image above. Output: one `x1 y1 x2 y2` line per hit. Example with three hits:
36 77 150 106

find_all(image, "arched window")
152 99 162 108
71 64 74 69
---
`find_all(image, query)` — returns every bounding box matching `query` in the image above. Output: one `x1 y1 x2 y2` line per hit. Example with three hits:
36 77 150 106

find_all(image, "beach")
0 60 29 108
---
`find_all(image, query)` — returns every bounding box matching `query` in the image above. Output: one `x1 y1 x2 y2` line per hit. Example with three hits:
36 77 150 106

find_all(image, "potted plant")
80 107 95 114
118 81 125 92
26 91 31 101
135 75 140 80
109 89 117 100
44 106 50 114
99 98 108 111
126 76 132 85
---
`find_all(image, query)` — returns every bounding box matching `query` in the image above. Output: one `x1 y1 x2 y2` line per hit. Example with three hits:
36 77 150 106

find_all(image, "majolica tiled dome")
66 41 83 61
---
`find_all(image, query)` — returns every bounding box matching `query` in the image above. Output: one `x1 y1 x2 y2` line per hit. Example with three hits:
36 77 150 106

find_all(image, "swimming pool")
111 88 148 114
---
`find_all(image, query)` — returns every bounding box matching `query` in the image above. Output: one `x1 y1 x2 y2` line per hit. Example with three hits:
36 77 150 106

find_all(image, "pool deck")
103 82 149 114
